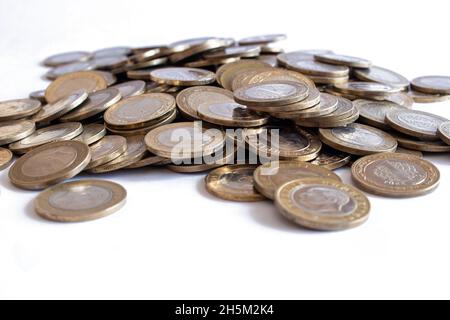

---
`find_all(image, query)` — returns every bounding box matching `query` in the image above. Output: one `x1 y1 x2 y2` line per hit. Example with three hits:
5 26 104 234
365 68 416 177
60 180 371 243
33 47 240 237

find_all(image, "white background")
1 0 450 300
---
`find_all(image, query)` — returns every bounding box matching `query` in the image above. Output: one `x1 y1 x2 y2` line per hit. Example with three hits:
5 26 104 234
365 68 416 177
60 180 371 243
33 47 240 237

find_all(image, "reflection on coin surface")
43 51 91 67
34 180 127 222
9 140 91 190
0 99 41 121
0 147 13 171
386 109 448 140
111 80 146 98
315 53 372 68
355 99 406 129
46 61 94 80
235 68 315 90
287 60 349 77
254 161 341 199
277 50 334 66
310 147 352 170
150 67 215 86
86 135 127 169
274 178 370 231
73 124 106 145
352 153 440 197
334 82 402 97
319 123 397 155
206 165 264 202
197 102 269 127
353 66 410 89
93 46 132 58
411 76 450 95
438 122 450 145
0 120 35 145
292 93 338 119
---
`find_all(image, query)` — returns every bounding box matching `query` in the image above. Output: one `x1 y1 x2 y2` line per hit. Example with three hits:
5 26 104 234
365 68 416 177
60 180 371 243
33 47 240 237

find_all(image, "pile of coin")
0 34 449 230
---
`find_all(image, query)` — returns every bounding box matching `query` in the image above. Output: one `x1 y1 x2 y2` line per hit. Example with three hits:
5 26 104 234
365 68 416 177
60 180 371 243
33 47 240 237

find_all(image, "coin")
274 178 370 231
291 93 339 119
183 57 240 68
45 61 95 80
238 34 286 45
353 66 410 89
176 86 234 120
393 132 450 153
216 60 271 90
277 50 334 66
93 70 117 86
232 68 315 90
204 45 261 59
9 140 91 190
29 90 47 103
169 37 217 53
438 121 450 145
352 153 440 198
205 165 264 202
245 126 322 161
296 103 359 128
150 67 216 86
170 38 233 63
260 45 284 54
92 55 129 70
315 53 372 68
130 46 171 62
395 147 423 158
386 109 448 140
93 46 132 58
334 82 402 98
123 56 168 72
382 92 414 108
145 122 225 160
9 122 83 154
286 60 349 77
257 55 278 67
268 88 321 118
104 93 175 130
60 88 122 122
86 135 127 169
319 123 397 155
45 71 108 104
310 147 352 170
411 76 450 95
73 124 106 145
234 81 309 107
111 80 146 98
32 90 88 124
0 120 35 145
407 90 450 103
34 180 127 222
307 75 349 85
354 99 406 130
166 148 235 173
0 99 41 121
126 154 168 169
253 161 341 199
0 147 13 171
43 51 91 67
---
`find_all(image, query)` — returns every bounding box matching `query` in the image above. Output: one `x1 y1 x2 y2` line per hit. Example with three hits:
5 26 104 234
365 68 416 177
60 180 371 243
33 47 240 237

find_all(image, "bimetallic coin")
310 147 352 170
396 147 423 158
0 148 13 171
45 61 94 80
104 93 175 130
234 81 309 107
126 154 168 169
86 135 127 169
130 46 171 62
238 34 286 45
254 161 341 199
268 88 321 118
93 46 132 58
111 80 146 98
353 66 410 90
393 132 450 153
73 124 106 145
184 57 240 68
45 71 108 104
296 103 359 128
411 76 450 95
93 71 117 86
60 88 122 122
407 90 450 103
354 99 406 130
170 38 233 63
307 75 349 85
0 120 35 145
277 49 334 66
123 57 168 72
92 55 129 70
0 99 41 121
197 102 269 127
287 60 349 77
315 53 371 68
31 90 88 125
291 93 338 119
43 51 91 67
274 178 370 231
258 55 278 67
34 180 127 222
232 68 315 90
9 122 83 154
169 37 217 53
145 122 225 160
216 60 271 90
386 109 448 140
319 123 397 155
29 90 47 103
352 153 440 198
150 67 216 86
9 140 91 190
334 82 402 98
204 45 261 59
438 122 450 145
206 165 264 202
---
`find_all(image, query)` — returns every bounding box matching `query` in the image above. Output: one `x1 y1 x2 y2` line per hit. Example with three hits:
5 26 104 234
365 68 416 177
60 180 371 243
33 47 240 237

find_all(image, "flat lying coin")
34 180 127 222
234 81 309 107
319 123 397 155
216 60 270 90
32 90 88 124
354 99 406 130
29 90 47 103
43 51 91 67
254 161 341 199
92 55 129 70
315 53 372 68
93 46 132 58
395 147 423 158
291 93 338 119
9 122 83 154
0 147 13 171
73 124 106 145
60 88 122 122
411 76 450 95
274 178 370 231
407 90 450 103
204 45 261 59
126 154 168 169
170 38 233 63
0 99 41 121
104 93 175 130
352 153 440 198
334 82 401 98
238 34 286 45
45 61 95 80
0 120 35 145
310 147 352 170
287 60 349 77
45 71 108 104
233 68 315 90
206 164 264 202
94 70 117 86
386 109 448 140
277 49 334 66
111 80 146 98
353 66 410 89
393 132 450 153
86 135 127 169
9 140 91 190
150 67 215 86
438 122 450 145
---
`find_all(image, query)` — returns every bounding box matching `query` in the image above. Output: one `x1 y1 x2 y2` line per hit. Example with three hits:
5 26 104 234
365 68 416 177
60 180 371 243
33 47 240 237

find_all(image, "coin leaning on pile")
0 34 449 230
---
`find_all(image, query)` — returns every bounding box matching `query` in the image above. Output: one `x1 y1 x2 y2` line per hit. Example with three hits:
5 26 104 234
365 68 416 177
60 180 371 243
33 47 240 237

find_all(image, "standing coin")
353 66 410 90
86 135 127 169
111 80 146 98
274 178 370 231
386 109 448 140
314 53 372 68
0 120 35 145
9 140 91 190
438 122 450 145
197 102 269 127
253 161 341 199
34 180 127 222
43 51 91 67
411 76 450 95
354 99 406 130
319 123 397 155
73 124 106 145
351 153 440 197
0 99 41 121
150 67 215 86
205 165 264 202
0 148 13 171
